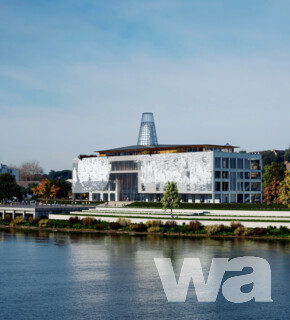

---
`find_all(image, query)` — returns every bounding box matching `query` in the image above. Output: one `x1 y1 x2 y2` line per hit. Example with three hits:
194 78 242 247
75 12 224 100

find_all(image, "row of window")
215 171 261 179
215 181 261 192
215 157 261 170
111 161 138 171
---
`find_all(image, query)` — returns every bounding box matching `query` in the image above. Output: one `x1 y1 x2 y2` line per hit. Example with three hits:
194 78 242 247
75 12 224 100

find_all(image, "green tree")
263 162 286 188
0 173 23 202
47 170 72 181
51 180 72 198
260 151 278 167
285 148 290 162
162 182 180 218
280 171 290 208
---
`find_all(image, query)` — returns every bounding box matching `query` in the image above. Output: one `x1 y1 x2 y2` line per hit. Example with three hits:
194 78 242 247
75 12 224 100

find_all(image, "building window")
222 158 229 169
156 184 160 191
251 159 261 170
251 172 261 179
251 193 261 203
222 182 229 191
251 182 261 191
230 158 236 169
244 159 250 170
237 159 243 169
245 172 250 179
215 171 221 179
215 181 221 191
92 193 101 201
222 171 229 179
215 157 221 168
109 181 116 191
111 161 137 171
245 182 250 191
141 184 146 191
237 172 243 179
230 172 236 191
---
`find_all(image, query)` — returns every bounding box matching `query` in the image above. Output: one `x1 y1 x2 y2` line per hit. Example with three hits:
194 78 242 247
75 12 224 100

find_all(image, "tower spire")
137 112 158 146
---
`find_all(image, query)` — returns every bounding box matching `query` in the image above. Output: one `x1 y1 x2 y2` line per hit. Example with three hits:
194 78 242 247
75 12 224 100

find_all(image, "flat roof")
96 143 238 154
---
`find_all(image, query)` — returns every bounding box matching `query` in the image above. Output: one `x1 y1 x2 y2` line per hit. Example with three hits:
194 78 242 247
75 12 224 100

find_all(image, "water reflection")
1 229 290 319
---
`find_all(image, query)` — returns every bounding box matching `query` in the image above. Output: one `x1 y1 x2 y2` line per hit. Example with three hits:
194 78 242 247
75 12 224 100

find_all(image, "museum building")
72 113 262 203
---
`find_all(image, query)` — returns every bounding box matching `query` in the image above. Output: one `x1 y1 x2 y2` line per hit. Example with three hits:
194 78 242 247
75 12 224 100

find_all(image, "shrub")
39 219 49 228
82 217 95 226
188 221 203 232
234 226 249 236
146 220 152 227
95 224 106 230
3 214 12 223
129 223 147 232
28 216 40 225
165 220 177 228
117 218 131 227
279 226 290 234
204 224 219 235
147 226 160 233
218 224 225 233
69 216 80 225
10 216 26 226
110 222 121 230
72 223 83 229
127 202 289 211
251 227 267 236
230 221 244 231
152 220 163 227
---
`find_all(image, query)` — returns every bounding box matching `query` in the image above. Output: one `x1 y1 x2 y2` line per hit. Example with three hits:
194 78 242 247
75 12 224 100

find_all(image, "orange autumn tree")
50 184 61 199
32 179 60 199
263 177 280 205
32 179 50 198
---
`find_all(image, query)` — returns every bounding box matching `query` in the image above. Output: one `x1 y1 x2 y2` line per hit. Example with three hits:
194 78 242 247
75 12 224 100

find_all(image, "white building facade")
72 150 262 203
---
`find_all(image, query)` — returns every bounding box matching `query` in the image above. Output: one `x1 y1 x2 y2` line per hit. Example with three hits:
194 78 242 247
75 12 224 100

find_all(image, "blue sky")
0 0 290 172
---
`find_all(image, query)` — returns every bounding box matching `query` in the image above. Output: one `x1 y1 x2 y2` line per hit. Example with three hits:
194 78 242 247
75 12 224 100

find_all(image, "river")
0 229 289 319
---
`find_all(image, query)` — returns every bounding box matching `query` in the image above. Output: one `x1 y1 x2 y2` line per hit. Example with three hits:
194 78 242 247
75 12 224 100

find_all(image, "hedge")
126 202 290 211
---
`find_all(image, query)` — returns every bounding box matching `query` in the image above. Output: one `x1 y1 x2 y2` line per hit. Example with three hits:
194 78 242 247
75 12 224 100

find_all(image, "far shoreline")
1 224 290 241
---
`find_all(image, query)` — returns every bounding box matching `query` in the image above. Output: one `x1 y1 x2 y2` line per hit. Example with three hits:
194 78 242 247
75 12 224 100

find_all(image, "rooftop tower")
137 112 158 146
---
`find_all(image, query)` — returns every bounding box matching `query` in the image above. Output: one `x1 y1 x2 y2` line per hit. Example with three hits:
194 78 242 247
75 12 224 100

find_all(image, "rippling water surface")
0 229 290 319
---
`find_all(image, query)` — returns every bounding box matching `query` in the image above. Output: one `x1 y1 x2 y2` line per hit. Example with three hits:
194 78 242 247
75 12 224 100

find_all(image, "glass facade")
111 161 137 171
137 113 158 146
213 153 262 203
109 173 138 201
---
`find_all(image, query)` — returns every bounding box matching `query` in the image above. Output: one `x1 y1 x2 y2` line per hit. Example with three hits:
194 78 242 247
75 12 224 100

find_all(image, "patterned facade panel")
72 157 111 193
138 152 213 193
